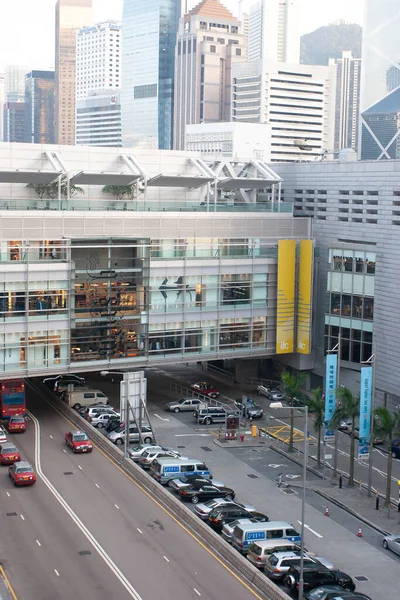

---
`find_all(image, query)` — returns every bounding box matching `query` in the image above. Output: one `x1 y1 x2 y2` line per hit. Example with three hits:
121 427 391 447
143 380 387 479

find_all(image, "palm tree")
374 407 400 507
331 387 359 486
307 387 325 468
280 371 307 452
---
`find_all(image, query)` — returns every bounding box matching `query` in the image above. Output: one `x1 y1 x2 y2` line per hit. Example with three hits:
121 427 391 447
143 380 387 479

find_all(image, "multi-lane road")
0 386 262 600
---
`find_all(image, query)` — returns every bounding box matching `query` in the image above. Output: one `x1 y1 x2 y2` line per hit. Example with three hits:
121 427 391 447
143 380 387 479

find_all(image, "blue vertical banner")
324 354 337 442
358 366 373 459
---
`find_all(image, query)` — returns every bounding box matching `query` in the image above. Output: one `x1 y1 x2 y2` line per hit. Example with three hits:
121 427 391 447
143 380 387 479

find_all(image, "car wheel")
97 423 104 429
115 438 123 445
343 587 354 593
383 539 389 549
167 480 174 488
191 496 199 504
73 403 81 410
174 407 180 413
392 452 397 458
144 436 152 444
205 417 212 425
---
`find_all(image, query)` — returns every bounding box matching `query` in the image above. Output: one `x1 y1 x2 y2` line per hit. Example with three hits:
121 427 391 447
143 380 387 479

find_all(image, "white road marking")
153 413 169 422
137 528 143 534
78 465 82 470
175 433 211 437
194 589 201 596
62 449 67 453
115 504 120 510
163 556 170 562
54 569 60 577
6 492 10 497
297 521 323 539
20 514 25 521
28 409 144 600
268 464 285 469
36 540 41 547
49 435 53 439
95 483 100 488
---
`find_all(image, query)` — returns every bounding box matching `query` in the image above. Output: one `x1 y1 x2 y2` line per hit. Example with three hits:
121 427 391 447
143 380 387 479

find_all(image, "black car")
284 564 355 596
179 483 235 504
43 374 85 389
234 398 263 419
304 586 371 600
105 416 123 433
208 505 269 532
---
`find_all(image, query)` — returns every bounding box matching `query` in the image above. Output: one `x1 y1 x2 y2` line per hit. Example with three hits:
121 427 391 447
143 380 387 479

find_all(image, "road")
0 386 262 600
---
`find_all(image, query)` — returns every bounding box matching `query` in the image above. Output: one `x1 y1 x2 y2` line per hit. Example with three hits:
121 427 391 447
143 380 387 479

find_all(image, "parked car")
7 415 26 433
190 382 220 398
284 564 355 596
0 442 21 465
9 461 36 486
179 483 235 504
54 379 87 394
194 406 228 425
128 444 163 462
65 431 93 453
165 398 205 413
382 534 400 556
80 405 117 418
247 540 305 570
0 425 7 444
88 412 120 428
138 448 184 469
194 498 256 520
169 476 223 493
43 373 85 389
222 518 258 544
105 416 124 433
62 388 109 410
304 587 371 600
265 552 315 581
208 504 268 532
257 384 285 401
107 423 153 445
234 398 263 419
391 439 400 459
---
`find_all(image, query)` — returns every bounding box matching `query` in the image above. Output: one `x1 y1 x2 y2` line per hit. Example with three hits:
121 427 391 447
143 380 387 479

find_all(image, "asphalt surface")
0 386 263 600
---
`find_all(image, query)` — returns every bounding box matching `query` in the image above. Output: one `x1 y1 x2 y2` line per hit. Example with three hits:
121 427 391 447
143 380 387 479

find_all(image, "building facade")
55 0 93 145
25 71 55 145
76 21 121 99
333 52 361 152
360 87 400 160
4 65 28 102
121 0 181 150
76 91 121 146
274 157 400 411
248 0 300 63
0 73 4 141
232 59 337 162
173 0 246 150
3 101 25 143
0 142 311 380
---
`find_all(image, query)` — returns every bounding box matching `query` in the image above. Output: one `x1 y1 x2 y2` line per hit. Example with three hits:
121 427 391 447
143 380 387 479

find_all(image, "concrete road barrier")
28 380 290 600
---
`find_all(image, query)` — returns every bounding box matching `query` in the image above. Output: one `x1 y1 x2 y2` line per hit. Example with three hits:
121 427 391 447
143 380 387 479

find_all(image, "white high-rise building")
4 65 28 102
248 0 300 63
332 51 361 152
232 58 337 162
76 21 122 99
0 73 4 141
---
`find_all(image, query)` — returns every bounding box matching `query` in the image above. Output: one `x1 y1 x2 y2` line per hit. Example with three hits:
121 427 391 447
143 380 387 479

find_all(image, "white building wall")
248 0 300 63
185 122 271 160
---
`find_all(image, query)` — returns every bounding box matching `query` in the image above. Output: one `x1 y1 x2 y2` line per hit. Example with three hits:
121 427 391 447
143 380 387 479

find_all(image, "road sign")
324 454 332 460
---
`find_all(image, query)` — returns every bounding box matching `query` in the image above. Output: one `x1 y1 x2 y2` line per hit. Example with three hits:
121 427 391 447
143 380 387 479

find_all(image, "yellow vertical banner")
276 240 296 354
296 239 313 354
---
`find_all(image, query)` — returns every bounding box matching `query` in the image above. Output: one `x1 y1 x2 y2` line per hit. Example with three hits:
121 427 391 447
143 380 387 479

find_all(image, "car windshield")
17 466 32 473
4 446 17 452
73 434 89 441
11 418 24 423
307 590 329 600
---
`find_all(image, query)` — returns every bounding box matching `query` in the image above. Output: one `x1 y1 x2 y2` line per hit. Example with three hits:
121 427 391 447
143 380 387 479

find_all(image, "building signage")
324 354 337 442
358 366 372 459
276 240 296 354
296 239 313 354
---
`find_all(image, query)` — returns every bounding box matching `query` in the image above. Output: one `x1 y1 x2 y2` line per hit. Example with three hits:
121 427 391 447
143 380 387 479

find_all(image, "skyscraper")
174 0 246 150
55 0 92 145
4 65 28 102
248 0 300 63
3 101 25 143
25 71 55 144
333 52 361 151
0 73 4 141
121 0 181 150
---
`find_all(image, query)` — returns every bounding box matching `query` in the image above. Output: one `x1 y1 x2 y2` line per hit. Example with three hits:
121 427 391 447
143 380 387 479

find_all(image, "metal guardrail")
28 379 290 600
206 364 235 381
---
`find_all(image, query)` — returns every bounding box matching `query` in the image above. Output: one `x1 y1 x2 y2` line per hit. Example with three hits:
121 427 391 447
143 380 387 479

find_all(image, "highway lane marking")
62 449 67 453
34 398 264 600
54 569 60 577
95 483 100 488
137 528 143 534
194 589 201 596
115 504 120 510
297 521 323 539
28 410 144 600
0 564 18 600
6 492 10 497
49 435 53 439
36 540 41 547
78 465 82 470
153 413 170 422
20 514 25 521
163 556 170 563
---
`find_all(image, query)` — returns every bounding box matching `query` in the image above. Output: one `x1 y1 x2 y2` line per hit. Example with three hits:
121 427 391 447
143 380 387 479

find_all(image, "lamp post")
100 370 134 460
270 404 308 600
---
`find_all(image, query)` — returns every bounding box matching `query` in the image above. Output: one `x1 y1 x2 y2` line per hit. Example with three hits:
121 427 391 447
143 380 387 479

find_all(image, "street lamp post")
100 370 134 460
270 404 308 600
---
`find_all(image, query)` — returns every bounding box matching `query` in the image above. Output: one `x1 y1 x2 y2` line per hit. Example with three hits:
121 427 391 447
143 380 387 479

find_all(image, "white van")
150 457 212 485
247 539 303 569
231 521 301 554
63 388 109 410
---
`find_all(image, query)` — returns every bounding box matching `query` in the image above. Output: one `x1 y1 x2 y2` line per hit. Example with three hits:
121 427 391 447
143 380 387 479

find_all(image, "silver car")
0 425 7 444
128 444 162 462
383 534 400 556
138 449 185 469
165 398 205 413
194 498 256 520
87 411 119 428
221 518 256 544
265 552 316 581
107 423 153 445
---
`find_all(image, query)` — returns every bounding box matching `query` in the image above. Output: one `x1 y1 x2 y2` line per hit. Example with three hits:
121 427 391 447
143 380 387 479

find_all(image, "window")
267 529 284 539
134 84 157 99
236 48 242 56
181 464 195 472
210 45 216 53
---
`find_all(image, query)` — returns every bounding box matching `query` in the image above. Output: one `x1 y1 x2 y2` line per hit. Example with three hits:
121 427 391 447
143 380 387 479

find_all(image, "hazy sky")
0 0 363 71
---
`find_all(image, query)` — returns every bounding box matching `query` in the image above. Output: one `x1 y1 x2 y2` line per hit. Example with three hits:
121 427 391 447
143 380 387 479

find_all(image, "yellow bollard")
251 424 257 438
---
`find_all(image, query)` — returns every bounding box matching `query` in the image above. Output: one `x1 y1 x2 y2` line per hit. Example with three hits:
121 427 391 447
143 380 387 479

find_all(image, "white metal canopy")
147 174 214 188
69 172 142 186
0 170 61 184
217 177 273 190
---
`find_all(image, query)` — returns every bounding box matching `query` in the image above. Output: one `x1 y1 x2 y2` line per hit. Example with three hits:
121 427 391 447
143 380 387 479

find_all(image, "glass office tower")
121 0 180 150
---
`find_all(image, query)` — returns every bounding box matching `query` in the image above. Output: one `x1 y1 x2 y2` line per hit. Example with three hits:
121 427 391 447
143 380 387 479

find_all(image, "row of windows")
329 250 376 274
325 326 373 364
329 293 374 320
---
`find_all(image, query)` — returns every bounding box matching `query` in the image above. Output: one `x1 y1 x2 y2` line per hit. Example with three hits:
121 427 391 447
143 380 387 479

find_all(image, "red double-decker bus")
0 379 26 418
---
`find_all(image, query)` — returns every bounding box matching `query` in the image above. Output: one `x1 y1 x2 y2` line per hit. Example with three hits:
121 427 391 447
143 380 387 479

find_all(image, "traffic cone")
357 525 363 537
324 506 329 517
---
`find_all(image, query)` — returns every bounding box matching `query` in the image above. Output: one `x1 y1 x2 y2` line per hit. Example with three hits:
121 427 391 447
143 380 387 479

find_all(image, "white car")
88 412 120 428
138 448 186 469
0 425 7 444
128 444 163 462
383 534 400 556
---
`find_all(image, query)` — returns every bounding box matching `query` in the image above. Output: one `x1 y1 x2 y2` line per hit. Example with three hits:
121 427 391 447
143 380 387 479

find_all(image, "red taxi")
9 461 36 486
190 382 220 399
7 415 26 433
0 442 21 465
65 431 93 453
